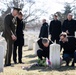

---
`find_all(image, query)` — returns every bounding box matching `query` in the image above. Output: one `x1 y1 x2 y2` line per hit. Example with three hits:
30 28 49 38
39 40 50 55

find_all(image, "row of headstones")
24 31 39 50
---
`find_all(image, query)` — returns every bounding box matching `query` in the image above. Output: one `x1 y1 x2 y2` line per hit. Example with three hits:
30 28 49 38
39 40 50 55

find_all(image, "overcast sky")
0 0 74 20
34 0 74 19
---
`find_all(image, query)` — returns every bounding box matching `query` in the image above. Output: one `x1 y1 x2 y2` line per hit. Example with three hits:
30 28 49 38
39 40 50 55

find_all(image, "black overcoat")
62 19 76 36
14 17 24 46
39 22 48 38
49 20 61 40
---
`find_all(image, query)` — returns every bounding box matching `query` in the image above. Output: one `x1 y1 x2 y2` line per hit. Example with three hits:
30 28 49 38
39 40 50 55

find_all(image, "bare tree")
71 0 76 19
63 2 72 20
0 0 46 31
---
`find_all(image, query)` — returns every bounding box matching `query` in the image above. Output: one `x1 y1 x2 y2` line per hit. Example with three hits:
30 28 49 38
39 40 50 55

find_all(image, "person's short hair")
42 19 46 23
18 12 23 16
68 13 73 16
60 32 67 37
13 7 21 11
54 14 58 17
42 38 49 44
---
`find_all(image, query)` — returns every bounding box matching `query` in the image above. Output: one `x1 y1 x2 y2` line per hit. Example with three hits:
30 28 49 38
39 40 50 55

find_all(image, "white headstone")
49 43 60 68
28 38 34 50
24 37 28 46
33 40 39 55
0 38 7 57
0 46 4 72
75 31 76 38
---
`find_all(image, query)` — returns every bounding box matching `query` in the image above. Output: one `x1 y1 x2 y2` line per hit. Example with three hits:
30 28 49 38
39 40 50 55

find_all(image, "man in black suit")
3 7 21 66
62 13 76 36
60 32 76 67
49 14 61 43
37 38 52 66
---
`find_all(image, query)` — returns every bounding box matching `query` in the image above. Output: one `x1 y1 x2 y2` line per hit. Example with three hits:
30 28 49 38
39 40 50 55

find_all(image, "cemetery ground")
0 46 76 75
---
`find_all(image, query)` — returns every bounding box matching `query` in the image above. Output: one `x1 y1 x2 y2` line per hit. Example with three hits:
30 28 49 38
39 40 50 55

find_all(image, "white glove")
48 35 51 40
11 34 17 41
66 30 69 34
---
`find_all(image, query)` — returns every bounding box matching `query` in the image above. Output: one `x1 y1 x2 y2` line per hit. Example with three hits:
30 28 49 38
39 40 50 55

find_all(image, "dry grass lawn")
0 46 76 75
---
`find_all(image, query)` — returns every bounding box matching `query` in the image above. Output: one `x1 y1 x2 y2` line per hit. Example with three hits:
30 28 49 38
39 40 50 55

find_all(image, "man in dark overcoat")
60 32 76 67
49 14 61 43
62 13 76 36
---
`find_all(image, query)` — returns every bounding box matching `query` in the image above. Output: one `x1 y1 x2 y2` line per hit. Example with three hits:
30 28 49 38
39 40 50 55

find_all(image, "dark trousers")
51 37 59 44
5 38 13 65
37 49 49 60
13 44 23 63
63 52 76 65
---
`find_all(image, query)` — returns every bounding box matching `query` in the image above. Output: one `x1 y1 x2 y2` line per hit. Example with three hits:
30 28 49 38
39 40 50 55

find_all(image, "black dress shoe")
66 63 69 66
71 63 75 67
4 64 11 67
66 61 70 66
19 61 25 64
14 62 18 64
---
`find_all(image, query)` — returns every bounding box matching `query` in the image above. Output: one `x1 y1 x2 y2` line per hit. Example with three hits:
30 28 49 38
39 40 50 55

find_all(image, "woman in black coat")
13 12 24 64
